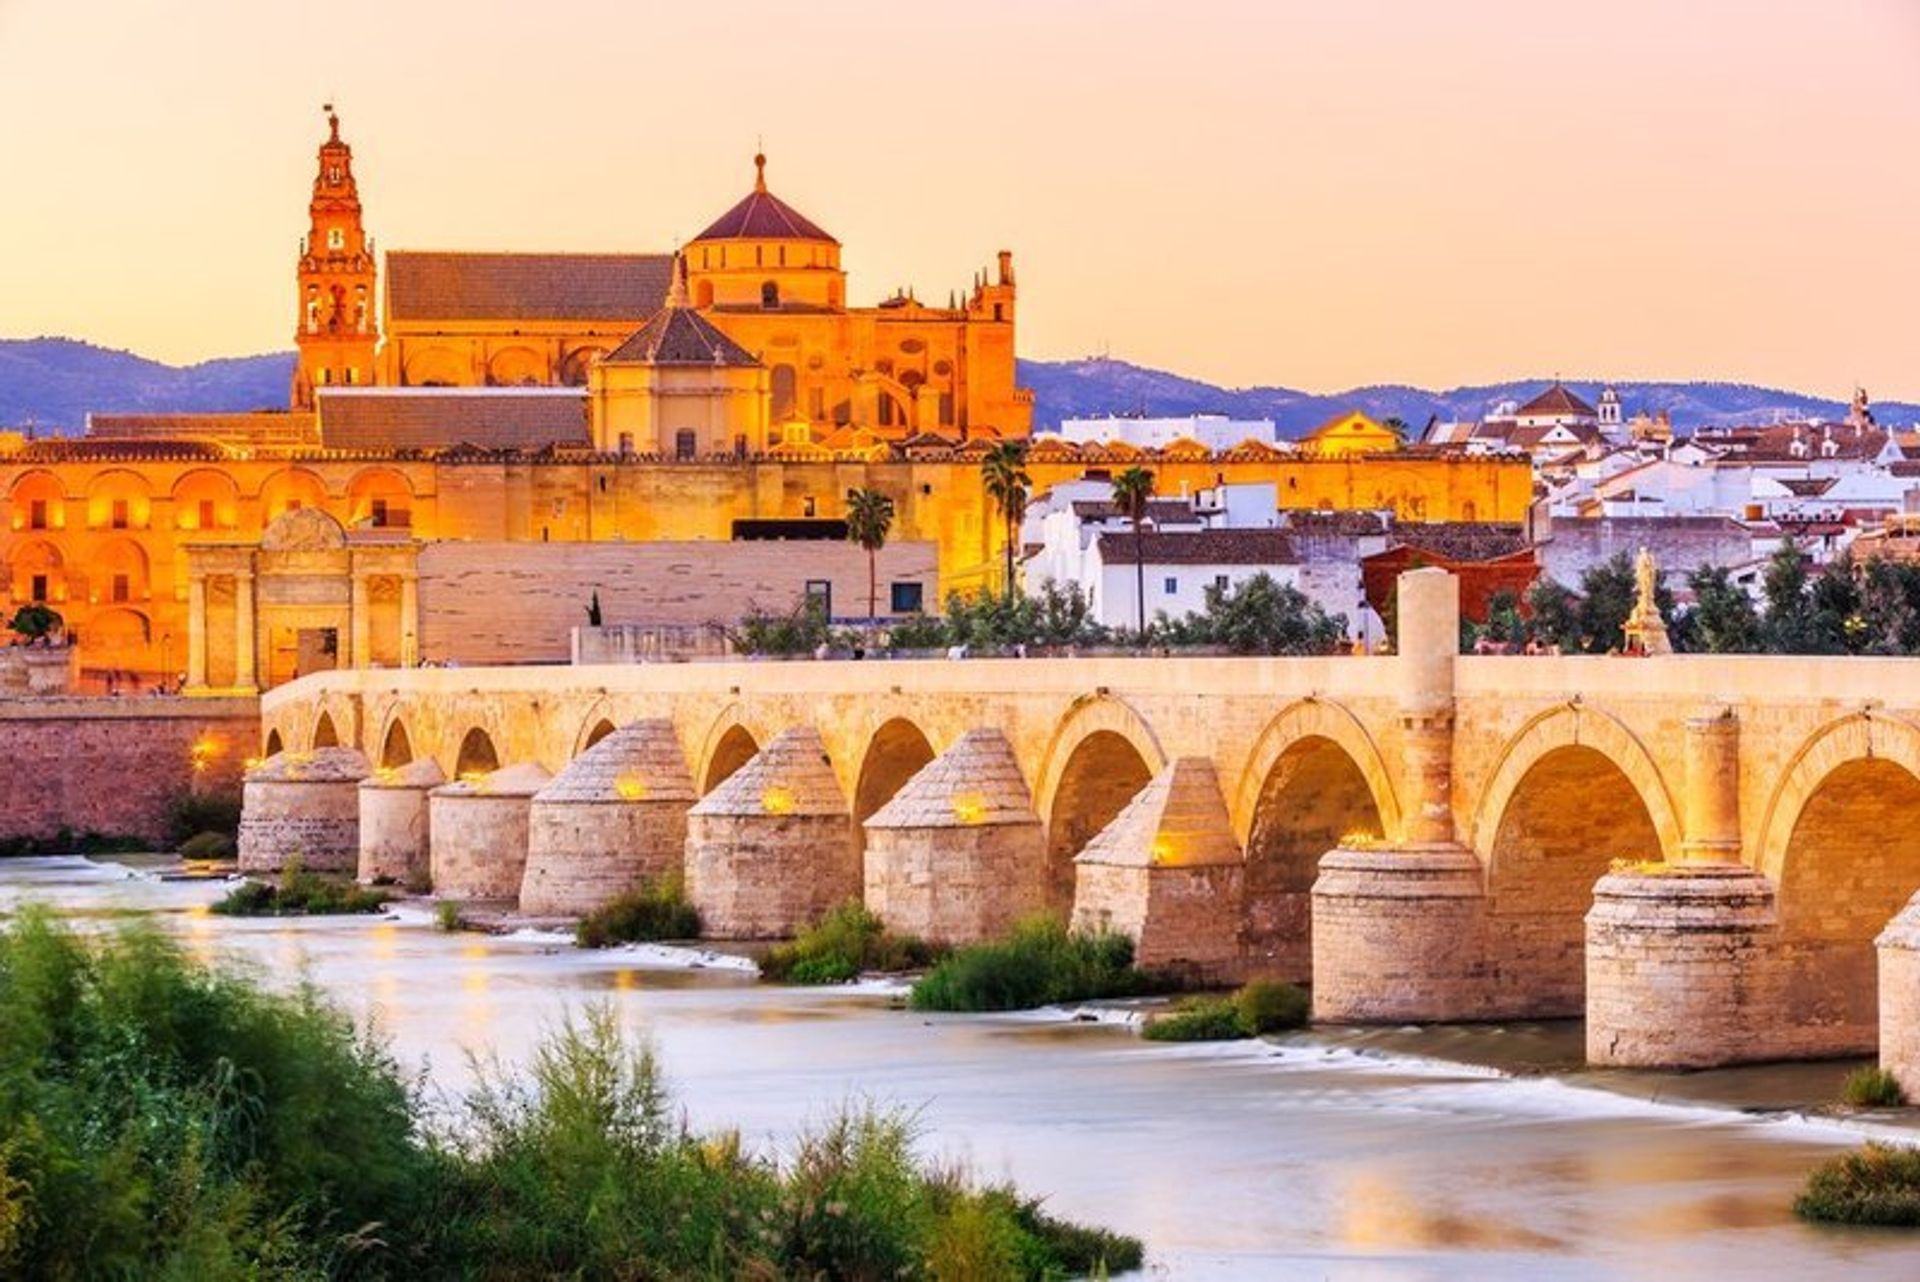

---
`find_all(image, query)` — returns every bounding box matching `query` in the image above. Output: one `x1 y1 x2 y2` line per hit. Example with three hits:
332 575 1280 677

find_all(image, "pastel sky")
2 0 1917 397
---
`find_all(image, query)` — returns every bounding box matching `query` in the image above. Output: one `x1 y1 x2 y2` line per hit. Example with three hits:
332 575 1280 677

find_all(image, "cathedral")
0 110 1527 693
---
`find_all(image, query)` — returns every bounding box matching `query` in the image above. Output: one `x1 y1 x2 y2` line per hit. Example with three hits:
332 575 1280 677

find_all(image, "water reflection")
7 855 1920 1280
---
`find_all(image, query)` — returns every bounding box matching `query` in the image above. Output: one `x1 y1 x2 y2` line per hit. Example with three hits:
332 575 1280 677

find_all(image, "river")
6 854 1917 1280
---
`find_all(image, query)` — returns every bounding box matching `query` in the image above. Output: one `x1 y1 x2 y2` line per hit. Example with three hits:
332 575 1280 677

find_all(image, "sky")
2 0 1918 397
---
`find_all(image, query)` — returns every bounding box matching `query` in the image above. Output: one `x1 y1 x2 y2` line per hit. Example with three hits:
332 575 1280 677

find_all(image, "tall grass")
0 909 1143 1278
909 915 1163 1012
1142 980 1311 1043
1796 1143 1920 1225
574 877 701 948
761 900 935 984
210 857 391 916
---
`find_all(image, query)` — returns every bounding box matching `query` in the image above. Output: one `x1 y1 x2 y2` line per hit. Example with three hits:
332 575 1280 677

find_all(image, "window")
805 579 832 619
1163 577 1179 595
28 499 47 530
890 582 924 614
30 575 47 603
370 498 389 527
734 434 748 458
327 228 345 250
198 499 216 529
618 432 635 456
318 368 332 385
111 574 130 603
675 429 697 461
761 281 780 309
803 495 817 518
110 499 129 530
1214 574 1230 592
993 304 1003 321
327 165 342 185
345 367 359 385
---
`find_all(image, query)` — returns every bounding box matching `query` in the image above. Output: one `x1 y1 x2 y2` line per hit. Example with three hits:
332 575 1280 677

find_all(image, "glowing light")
761 785 795 815
614 773 647 802
1150 836 1174 864
1340 830 1381 851
951 792 987 825
242 756 263 772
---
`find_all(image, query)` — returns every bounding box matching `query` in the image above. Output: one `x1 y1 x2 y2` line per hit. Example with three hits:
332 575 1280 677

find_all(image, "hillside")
1 337 1910 438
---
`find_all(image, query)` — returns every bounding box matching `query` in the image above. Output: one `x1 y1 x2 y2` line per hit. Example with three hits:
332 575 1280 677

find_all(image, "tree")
1577 553 1638 653
7 604 62 645
1163 573 1346 655
1524 578 1579 652
1761 539 1824 654
843 487 895 628
981 441 1032 601
1109 466 1155 643
1684 566 1762 653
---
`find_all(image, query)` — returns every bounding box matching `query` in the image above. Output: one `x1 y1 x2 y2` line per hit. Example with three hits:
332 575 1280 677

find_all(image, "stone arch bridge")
253 571 1920 1074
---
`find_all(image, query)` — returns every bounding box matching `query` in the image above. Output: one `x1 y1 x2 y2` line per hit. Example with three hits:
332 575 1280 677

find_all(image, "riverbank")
8 854 1920 1278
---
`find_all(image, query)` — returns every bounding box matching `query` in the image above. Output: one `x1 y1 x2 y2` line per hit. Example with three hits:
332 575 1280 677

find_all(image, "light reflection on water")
7 856 1920 1280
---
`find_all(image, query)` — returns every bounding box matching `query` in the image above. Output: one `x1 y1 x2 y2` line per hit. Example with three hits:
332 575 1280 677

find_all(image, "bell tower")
292 104 378 409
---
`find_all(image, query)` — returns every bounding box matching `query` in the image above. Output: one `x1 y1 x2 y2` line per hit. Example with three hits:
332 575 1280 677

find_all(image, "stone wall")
417 540 939 666
0 696 256 843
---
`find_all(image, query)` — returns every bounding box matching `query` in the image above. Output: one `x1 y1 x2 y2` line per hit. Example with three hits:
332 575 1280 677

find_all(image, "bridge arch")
1036 695 1167 911
572 698 622 758
852 717 938 851
1234 700 1394 979
378 716 415 769
1759 713 1920 1049
312 710 341 749
264 728 284 757
453 726 501 779
695 703 769 794
1476 704 1673 1015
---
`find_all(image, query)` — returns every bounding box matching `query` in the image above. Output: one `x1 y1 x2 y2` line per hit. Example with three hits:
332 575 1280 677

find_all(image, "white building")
1082 530 1364 635
1051 414 1281 452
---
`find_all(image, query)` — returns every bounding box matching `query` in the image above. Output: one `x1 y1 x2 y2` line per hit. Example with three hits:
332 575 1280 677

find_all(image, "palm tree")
844 486 895 629
981 440 1032 601
1110 466 1155 644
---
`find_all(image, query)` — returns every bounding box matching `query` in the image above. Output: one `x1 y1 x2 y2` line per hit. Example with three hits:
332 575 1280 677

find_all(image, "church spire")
753 149 768 194
667 251 689 308
292 106 378 409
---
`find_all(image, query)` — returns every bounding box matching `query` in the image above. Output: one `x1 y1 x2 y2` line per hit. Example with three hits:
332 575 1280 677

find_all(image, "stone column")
185 572 209 691
1314 568 1494 1023
1586 702 1787 1068
350 570 371 670
1878 895 1920 1100
399 574 419 667
233 569 256 693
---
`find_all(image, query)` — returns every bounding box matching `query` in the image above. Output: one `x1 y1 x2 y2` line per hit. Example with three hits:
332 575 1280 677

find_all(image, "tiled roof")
535 720 695 805
691 157 837 244
1694 422 1890 463
865 729 1036 830
1285 510 1388 536
88 412 320 446
385 251 671 322
606 306 759 366
690 726 845 817
1069 498 1198 525
1075 757 1239 868
317 389 589 451
1516 382 1598 419
1096 529 1298 566
11 437 233 462
1388 522 1531 562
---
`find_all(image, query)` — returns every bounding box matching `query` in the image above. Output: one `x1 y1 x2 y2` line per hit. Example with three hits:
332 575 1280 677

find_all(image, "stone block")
238 746 370 873
428 762 551 902
357 757 445 885
1311 844 1494 1023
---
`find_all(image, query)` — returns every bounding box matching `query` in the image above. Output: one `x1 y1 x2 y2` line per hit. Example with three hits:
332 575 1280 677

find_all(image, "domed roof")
433 762 551 798
535 720 696 804
690 154 837 245
247 746 371 783
360 757 446 791
865 729 1036 830
689 726 845 818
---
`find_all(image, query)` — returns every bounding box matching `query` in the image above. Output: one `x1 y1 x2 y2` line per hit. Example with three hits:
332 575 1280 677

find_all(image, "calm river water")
7 855 1919 1280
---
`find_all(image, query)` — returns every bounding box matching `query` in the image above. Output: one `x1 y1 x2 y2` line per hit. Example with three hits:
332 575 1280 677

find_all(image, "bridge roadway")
251 570 1920 1076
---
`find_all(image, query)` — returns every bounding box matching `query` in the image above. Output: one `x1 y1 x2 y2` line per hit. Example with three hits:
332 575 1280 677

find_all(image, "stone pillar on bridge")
1587 705 1791 1067
684 727 857 938
864 728 1047 946
428 762 552 903
237 746 372 874
1072 756 1244 984
358 756 446 887
1876 894 1920 1100
1313 568 1495 1023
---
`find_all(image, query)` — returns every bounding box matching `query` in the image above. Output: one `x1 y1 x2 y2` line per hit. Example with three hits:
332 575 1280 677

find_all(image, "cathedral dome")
690 154 837 245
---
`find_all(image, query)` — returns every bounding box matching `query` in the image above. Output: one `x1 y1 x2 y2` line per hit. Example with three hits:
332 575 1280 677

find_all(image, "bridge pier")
521 720 695 917
1877 893 1920 1099
357 757 444 886
863 729 1046 946
428 763 551 902
685 727 856 938
1073 757 1244 983
237 747 370 874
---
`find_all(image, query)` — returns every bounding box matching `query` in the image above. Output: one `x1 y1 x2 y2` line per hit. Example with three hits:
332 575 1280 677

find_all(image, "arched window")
761 281 780 309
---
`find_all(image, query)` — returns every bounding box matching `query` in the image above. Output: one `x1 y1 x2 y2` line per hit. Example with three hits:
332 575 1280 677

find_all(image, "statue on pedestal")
1623 546 1672 656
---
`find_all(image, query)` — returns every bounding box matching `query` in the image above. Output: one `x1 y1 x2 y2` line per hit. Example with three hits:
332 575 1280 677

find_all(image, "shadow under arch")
454 727 500 779
851 717 937 851
379 718 415 769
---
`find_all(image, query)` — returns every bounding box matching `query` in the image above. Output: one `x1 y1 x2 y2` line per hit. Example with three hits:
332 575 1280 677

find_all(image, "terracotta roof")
317 389 589 451
88 412 319 446
1516 382 1598 419
691 156 836 244
385 251 671 322
1096 529 1297 566
605 307 759 367
1694 422 1890 463
12 437 233 462
1387 522 1531 562
1285 510 1388 536
1070 498 1198 525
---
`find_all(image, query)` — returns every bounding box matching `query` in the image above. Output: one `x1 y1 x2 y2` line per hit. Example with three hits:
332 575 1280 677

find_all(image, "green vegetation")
1842 1065 1907 1108
981 440 1033 601
574 877 701 948
1156 574 1349 655
909 916 1162 1013
1110 465 1156 640
0 830 147 859
0 910 1142 1278
1796 1143 1920 1226
434 899 464 932
734 594 831 656
6 602 62 642
845 485 896 627
165 788 243 849
1142 980 1311 1043
210 859 392 917
178 830 236 861
761 900 935 984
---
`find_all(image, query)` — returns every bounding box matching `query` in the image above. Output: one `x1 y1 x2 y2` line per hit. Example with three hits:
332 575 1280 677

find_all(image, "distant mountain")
0 338 293 431
2 337 1912 439
1016 357 1920 439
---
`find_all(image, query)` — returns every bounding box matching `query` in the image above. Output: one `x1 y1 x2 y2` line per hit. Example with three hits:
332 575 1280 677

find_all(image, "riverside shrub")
1842 1065 1907 1108
761 900 934 983
574 876 701 947
1796 1143 1920 1226
209 858 391 916
908 916 1158 1012
1143 979 1311 1042
0 909 1144 1279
